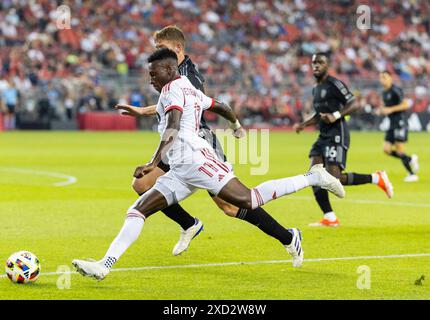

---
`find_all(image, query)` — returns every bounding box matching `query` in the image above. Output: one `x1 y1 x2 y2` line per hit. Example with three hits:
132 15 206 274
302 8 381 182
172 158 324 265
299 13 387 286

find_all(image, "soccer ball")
5 251 41 284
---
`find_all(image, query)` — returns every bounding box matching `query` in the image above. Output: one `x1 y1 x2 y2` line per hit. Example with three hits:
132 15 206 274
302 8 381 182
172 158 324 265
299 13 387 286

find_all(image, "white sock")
371 173 379 184
323 211 337 222
101 210 145 269
251 175 310 209
304 171 321 186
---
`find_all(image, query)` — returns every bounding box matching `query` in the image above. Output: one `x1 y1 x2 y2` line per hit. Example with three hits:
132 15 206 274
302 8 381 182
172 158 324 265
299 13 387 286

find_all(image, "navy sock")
137 191 196 230
312 187 332 214
345 173 372 185
400 154 413 174
161 204 196 230
236 207 293 245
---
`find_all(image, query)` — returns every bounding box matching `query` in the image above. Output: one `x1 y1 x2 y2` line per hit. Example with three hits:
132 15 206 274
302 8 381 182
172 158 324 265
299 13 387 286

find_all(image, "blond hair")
153 25 186 47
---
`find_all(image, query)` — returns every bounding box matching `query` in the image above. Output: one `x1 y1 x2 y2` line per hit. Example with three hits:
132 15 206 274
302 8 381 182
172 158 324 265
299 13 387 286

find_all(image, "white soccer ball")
5 251 41 284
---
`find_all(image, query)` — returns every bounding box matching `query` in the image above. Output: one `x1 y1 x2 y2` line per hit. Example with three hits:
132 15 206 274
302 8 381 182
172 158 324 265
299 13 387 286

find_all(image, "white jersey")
156 75 215 167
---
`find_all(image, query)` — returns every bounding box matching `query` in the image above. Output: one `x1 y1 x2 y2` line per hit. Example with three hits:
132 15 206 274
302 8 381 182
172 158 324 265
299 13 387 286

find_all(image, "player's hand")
319 113 337 124
293 123 304 133
232 127 246 139
133 162 156 178
115 104 146 117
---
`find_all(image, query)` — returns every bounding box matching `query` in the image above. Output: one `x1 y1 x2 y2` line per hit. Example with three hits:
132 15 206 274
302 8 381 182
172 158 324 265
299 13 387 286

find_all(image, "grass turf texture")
0 131 429 300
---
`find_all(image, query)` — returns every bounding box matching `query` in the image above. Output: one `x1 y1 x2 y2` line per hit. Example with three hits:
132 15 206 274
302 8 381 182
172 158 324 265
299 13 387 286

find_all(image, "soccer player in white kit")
72 48 345 281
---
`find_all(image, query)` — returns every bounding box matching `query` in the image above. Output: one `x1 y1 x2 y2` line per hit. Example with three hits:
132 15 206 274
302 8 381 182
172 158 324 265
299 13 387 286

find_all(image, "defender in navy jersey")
378 71 419 182
116 26 302 258
293 52 394 227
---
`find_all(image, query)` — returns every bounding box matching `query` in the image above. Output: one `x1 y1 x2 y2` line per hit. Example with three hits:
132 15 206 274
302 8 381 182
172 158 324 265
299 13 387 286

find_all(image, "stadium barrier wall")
77 112 137 131
0 114 3 131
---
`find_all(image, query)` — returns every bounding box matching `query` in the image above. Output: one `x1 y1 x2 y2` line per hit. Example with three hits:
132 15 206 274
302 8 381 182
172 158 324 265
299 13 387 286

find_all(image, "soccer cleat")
410 154 419 174
72 259 110 281
172 218 204 256
309 218 340 227
285 228 304 268
404 174 419 182
375 171 394 198
308 164 345 198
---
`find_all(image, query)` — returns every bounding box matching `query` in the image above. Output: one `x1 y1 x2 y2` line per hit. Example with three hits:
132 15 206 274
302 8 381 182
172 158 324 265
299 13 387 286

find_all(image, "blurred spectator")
1 78 19 129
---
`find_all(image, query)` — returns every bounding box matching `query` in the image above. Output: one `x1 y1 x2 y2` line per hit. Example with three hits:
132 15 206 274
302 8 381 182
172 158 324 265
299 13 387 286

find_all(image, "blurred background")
0 0 429 131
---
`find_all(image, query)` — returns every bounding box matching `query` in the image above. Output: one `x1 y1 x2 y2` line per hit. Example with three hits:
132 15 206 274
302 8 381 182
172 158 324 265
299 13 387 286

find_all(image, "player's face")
311 55 328 79
155 39 182 57
379 73 392 89
149 60 172 92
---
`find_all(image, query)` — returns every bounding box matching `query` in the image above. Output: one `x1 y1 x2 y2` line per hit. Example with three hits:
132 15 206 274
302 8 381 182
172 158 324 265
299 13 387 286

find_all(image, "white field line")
0 167 77 187
0 169 428 208
289 195 430 208
1 253 429 279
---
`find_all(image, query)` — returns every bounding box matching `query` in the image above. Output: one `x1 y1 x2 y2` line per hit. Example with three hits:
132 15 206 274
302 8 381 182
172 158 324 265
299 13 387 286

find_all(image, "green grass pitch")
0 130 429 300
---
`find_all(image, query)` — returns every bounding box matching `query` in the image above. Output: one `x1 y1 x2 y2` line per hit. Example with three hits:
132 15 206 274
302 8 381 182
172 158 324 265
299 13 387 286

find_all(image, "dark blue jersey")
382 84 407 129
312 75 355 141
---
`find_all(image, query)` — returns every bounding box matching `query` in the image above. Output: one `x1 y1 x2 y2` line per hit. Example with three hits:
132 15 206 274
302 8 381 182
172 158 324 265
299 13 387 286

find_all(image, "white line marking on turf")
1 253 429 279
290 195 430 208
0 168 77 187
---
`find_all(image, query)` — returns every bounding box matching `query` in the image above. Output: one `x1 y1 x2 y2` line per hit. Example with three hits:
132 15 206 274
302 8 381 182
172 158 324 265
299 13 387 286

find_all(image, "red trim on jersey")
209 98 215 109
163 76 182 93
164 105 184 113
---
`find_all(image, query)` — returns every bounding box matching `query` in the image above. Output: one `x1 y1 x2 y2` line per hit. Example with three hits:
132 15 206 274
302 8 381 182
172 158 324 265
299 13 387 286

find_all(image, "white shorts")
152 148 236 206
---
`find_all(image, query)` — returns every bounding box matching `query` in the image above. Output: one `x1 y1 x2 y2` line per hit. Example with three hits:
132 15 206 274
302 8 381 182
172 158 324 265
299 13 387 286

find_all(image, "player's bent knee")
226 195 251 210
213 198 239 217
132 178 151 195
221 204 238 217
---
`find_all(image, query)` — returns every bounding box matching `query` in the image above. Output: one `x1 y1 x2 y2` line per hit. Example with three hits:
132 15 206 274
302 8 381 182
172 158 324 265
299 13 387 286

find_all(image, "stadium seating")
0 1 429 129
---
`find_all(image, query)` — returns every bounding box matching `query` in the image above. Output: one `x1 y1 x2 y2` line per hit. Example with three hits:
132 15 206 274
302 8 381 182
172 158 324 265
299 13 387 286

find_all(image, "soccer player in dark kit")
378 71 419 182
293 52 394 227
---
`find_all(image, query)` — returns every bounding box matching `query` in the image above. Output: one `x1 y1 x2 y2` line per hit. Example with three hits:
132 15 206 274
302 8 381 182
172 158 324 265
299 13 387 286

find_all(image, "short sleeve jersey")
312 75 355 139
178 56 211 130
156 76 215 165
382 84 407 129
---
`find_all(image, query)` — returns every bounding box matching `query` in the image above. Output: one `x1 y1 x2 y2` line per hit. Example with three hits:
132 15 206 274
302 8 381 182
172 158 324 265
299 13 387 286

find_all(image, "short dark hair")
147 48 178 64
380 70 391 76
314 52 330 62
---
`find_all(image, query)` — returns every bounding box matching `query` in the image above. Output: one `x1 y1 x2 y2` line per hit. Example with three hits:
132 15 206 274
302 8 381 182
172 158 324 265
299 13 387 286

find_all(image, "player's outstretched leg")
72 188 168 281
342 170 394 198
217 165 344 267
384 142 419 182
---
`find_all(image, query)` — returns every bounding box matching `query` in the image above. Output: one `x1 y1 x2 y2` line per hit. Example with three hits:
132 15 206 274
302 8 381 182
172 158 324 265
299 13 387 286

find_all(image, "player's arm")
320 98 358 124
379 99 410 115
115 104 157 117
320 79 357 124
208 99 245 138
133 109 182 178
293 112 320 133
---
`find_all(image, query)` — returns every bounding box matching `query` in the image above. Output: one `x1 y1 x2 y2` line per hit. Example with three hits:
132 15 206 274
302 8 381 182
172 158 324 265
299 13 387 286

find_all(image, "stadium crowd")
0 0 429 129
